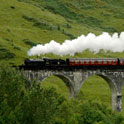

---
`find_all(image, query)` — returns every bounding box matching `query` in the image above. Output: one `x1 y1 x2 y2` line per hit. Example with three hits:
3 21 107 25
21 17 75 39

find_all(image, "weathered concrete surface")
24 69 124 112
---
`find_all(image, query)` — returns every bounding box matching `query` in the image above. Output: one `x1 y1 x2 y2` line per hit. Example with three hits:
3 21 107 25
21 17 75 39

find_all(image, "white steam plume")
27 32 124 56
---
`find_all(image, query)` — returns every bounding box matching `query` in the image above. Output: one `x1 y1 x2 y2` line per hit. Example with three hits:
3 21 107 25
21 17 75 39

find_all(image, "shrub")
23 15 55 30
0 47 15 60
78 101 124 124
63 30 76 39
57 25 61 31
81 5 94 10
23 39 37 46
13 45 21 50
82 16 102 28
66 23 72 29
21 82 65 124
101 26 118 33
0 64 27 124
114 12 124 19
21 0 81 22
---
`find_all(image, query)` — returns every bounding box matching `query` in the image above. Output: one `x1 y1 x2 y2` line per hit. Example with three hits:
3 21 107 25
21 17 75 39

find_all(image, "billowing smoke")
28 32 124 56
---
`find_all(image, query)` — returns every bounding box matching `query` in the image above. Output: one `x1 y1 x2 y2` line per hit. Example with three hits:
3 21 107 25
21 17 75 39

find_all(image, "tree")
77 101 124 124
0 63 26 124
21 82 65 124
0 63 123 124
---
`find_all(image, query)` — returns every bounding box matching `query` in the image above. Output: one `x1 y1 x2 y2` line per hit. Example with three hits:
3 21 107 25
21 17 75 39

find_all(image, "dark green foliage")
20 0 81 21
22 15 35 22
0 64 65 124
13 45 21 50
0 64 124 124
78 101 124 124
18 0 124 34
23 39 37 46
33 21 50 29
0 47 15 60
45 2 78 20
57 25 61 31
0 64 26 124
23 16 76 39
62 24 72 29
80 0 105 10
66 24 72 29
4 38 13 42
55 100 78 124
21 83 65 124
63 30 76 39
81 5 95 10
23 15 75 38
83 16 102 28
10 43 21 51
23 15 56 30
101 26 118 33
114 12 124 19
101 0 124 7
10 6 15 9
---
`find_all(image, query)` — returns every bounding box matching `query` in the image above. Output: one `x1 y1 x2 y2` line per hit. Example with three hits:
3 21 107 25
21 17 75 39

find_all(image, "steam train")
19 58 124 70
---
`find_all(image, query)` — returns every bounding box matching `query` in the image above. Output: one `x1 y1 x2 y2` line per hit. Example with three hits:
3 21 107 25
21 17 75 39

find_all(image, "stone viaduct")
24 68 124 112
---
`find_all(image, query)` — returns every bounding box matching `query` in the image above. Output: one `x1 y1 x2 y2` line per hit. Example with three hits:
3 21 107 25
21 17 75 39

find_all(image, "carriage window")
91 60 94 64
99 60 101 64
79 61 81 64
107 61 110 64
103 61 107 64
88 60 91 64
84 60 86 64
81 60 84 64
94 61 98 64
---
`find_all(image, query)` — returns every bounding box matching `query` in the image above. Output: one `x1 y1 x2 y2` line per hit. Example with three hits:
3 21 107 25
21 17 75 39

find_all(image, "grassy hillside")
0 0 124 65
0 0 124 114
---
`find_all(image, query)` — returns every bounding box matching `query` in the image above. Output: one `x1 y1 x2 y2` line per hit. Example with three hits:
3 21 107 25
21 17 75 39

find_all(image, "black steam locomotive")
20 58 69 70
19 58 124 70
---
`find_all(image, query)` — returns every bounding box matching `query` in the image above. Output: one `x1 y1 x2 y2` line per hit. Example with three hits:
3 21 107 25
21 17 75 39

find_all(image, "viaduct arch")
80 74 118 111
41 74 75 98
24 69 124 112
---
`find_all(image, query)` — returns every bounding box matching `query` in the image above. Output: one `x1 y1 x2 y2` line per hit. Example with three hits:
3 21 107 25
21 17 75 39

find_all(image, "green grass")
0 0 124 65
0 0 124 114
41 76 68 98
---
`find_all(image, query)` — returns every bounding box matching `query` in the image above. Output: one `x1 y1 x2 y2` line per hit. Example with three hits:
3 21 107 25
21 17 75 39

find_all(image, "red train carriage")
69 58 118 66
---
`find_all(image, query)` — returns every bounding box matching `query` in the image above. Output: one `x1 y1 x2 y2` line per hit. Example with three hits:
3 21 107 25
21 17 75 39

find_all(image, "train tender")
19 58 124 70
